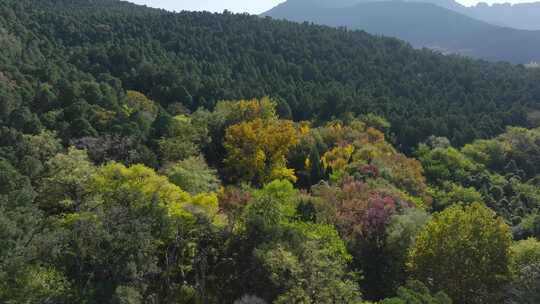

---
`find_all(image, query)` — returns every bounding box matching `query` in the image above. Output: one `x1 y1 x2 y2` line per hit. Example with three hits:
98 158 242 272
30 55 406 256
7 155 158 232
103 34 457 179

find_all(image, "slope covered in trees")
1 0 540 151
263 0 540 64
1 1 540 303
2 95 540 303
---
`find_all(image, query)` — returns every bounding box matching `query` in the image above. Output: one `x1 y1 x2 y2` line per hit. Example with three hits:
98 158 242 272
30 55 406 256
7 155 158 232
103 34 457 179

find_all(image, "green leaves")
508 238 540 303
380 280 452 304
163 156 220 195
408 203 512 304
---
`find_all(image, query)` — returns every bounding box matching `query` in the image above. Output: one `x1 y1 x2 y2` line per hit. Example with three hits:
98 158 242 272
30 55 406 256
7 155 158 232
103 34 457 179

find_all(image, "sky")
128 0 533 14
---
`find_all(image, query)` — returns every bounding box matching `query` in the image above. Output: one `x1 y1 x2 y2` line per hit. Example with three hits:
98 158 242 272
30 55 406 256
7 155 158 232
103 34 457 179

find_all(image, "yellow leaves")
304 157 311 170
270 167 298 183
235 96 277 120
215 96 278 123
321 144 354 172
365 127 385 144
164 202 191 220
298 121 311 136
125 90 158 118
172 114 191 123
59 212 98 227
191 192 219 216
328 121 344 133
224 118 300 185
89 163 219 221
92 163 187 201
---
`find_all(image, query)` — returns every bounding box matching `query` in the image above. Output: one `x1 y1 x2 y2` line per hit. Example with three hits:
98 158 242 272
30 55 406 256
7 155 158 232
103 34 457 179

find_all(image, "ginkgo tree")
224 118 300 185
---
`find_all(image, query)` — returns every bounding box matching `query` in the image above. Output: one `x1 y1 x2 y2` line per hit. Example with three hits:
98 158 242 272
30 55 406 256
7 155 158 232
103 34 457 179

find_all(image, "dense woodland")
1 0 540 303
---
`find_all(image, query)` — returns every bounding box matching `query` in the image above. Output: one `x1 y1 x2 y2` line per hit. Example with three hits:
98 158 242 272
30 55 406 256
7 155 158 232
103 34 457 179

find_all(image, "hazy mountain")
403 0 540 30
272 0 540 30
263 0 540 63
467 2 540 30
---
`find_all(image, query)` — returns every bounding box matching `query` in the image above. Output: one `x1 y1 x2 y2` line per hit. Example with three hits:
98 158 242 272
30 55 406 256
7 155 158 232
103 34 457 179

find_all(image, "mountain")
414 0 540 31
400 0 540 31
467 2 540 31
263 0 540 63
271 0 540 30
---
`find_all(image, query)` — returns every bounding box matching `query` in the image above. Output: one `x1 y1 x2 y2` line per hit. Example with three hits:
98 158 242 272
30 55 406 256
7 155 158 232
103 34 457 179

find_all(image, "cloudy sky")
128 0 531 14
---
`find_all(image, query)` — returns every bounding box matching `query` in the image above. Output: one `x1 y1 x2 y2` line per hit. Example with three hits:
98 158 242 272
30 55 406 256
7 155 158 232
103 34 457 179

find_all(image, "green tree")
507 238 540 303
380 280 452 304
159 114 209 162
162 156 221 195
37 147 96 214
408 203 512 304
0 159 70 303
257 238 362 304
240 181 362 303
383 209 431 294
57 163 218 302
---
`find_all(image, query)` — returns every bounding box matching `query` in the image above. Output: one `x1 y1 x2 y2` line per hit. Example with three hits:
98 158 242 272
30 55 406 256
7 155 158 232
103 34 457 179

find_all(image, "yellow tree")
224 118 299 185
213 96 277 124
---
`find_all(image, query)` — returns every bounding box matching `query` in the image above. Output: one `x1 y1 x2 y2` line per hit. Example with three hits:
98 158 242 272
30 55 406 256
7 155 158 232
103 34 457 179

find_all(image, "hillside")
264 0 540 63
1 0 540 151
1 1 540 303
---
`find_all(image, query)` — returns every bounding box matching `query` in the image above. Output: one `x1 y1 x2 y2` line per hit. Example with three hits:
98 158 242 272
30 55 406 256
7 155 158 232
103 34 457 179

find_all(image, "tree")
429 182 483 211
408 203 512 304
159 114 209 162
56 162 219 302
256 238 362 304
415 145 480 185
384 209 431 295
122 90 159 136
37 147 97 214
0 159 70 303
213 97 278 125
162 156 221 195
71 135 157 167
507 238 540 303
243 181 362 303
380 280 452 304
224 119 299 185
308 145 325 185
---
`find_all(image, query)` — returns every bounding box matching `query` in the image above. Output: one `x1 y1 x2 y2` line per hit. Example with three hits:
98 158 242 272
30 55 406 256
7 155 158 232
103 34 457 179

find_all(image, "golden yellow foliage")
214 96 278 123
224 118 299 185
321 144 354 172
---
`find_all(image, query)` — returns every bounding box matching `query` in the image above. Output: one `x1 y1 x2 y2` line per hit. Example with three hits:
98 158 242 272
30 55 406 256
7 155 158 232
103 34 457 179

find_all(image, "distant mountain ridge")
409 0 540 30
263 0 540 63
273 0 540 30
467 2 540 30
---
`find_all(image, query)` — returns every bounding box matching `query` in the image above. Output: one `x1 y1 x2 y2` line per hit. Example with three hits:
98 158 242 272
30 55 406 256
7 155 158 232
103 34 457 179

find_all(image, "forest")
0 0 540 303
